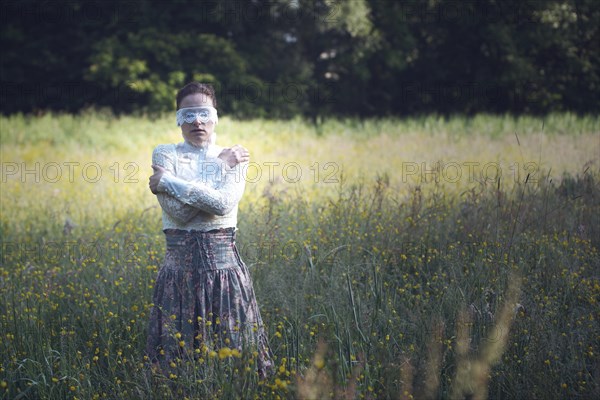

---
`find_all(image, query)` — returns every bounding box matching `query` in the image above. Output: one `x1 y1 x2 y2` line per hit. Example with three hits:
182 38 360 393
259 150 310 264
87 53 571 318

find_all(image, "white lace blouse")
152 141 246 231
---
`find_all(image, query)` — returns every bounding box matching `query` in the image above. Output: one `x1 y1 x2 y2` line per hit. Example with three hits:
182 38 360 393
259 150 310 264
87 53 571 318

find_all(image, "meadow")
0 112 599 399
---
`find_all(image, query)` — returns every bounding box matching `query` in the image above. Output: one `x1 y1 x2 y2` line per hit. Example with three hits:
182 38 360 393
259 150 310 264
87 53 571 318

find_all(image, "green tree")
1 0 598 116
86 28 256 114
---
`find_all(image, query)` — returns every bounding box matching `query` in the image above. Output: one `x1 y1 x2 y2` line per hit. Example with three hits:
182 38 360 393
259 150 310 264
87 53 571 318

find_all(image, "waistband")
163 227 236 246
163 227 236 236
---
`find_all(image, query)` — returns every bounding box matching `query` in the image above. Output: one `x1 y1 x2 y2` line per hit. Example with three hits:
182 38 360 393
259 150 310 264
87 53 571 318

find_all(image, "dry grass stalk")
451 276 522 400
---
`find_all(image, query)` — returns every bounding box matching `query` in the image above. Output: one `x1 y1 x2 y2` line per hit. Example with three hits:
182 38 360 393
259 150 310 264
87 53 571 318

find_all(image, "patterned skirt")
146 228 273 377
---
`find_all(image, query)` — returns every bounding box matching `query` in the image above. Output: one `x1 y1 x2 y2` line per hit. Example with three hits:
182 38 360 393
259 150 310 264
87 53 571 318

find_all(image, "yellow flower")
275 378 288 390
314 358 324 370
218 347 232 359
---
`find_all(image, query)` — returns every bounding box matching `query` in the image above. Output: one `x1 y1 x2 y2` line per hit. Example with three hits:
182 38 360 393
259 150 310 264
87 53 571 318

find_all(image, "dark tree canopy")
1 0 598 117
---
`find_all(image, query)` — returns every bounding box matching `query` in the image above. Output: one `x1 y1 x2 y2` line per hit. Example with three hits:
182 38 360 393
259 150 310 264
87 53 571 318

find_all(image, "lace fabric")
176 106 219 126
152 141 246 231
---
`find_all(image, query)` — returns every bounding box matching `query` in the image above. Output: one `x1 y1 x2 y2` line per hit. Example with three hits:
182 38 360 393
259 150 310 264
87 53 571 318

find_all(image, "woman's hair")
176 82 218 109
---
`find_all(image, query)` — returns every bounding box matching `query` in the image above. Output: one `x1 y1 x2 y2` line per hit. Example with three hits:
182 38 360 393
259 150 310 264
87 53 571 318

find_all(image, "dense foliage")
1 0 599 117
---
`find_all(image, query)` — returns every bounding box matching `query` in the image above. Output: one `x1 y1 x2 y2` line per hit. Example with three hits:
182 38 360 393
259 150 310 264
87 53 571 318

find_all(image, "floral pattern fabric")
146 228 273 378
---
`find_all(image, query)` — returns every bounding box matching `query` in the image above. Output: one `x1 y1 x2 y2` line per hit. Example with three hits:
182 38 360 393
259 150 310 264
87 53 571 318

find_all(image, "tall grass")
1 113 599 399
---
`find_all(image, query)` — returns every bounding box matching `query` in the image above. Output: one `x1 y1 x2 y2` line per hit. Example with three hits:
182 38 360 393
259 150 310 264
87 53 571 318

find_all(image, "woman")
146 82 272 378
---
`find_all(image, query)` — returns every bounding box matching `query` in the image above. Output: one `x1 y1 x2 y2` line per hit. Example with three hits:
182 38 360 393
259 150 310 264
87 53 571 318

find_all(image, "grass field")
1 112 599 399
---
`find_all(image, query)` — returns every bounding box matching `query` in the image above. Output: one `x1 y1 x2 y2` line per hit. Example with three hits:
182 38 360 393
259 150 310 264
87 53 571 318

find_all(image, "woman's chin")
184 135 210 147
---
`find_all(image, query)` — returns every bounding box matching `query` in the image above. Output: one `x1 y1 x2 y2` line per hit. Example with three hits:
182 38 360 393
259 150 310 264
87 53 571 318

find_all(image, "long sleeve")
157 162 246 216
152 145 200 223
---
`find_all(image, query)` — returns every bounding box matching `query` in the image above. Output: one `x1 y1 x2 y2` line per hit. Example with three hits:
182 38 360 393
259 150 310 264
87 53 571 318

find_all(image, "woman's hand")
218 145 250 168
149 164 166 194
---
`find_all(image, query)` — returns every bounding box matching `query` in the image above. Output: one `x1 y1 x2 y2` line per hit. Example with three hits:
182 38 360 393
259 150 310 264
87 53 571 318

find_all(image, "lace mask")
176 106 219 126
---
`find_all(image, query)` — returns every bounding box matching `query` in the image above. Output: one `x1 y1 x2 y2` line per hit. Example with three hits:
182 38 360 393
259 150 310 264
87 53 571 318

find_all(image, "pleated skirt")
146 228 273 377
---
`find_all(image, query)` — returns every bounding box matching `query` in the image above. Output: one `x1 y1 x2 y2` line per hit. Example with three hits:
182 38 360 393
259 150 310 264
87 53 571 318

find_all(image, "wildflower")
218 347 232 359
275 378 287 390
314 357 324 370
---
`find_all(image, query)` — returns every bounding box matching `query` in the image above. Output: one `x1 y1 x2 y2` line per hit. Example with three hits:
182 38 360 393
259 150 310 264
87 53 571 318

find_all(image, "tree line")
1 0 598 118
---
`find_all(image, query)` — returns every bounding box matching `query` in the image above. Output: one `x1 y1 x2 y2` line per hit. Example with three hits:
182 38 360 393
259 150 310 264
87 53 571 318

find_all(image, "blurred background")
2 0 599 118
